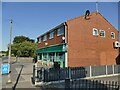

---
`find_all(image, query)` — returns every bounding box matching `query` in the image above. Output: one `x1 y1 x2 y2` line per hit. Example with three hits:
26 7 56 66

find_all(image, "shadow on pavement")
12 65 24 90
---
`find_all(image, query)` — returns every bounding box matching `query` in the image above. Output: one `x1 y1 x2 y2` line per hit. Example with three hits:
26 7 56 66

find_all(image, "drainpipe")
64 22 67 44
64 22 68 67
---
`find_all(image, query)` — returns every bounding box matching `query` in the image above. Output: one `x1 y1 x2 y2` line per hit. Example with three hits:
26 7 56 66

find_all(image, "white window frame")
43 35 47 41
111 32 115 39
57 26 64 36
92 28 99 36
100 30 105 37
49 31 54 39
38 37 41 43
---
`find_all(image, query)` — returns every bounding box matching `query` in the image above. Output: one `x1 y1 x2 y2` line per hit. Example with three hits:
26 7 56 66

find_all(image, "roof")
37 11 118 39
37 23 64 38
67 11 118 32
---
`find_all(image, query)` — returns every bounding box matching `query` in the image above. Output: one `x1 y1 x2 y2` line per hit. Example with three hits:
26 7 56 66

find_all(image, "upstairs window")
57 26 64 36
111 32 115 39
38 37 41 43
100 30 105 37
49 31 54 39
43 35 47 41
93 28 99 36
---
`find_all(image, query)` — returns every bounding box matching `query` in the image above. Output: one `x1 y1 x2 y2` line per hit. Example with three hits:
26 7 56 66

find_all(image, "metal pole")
90 66 92 77
96 2 98 13
7 19 12 83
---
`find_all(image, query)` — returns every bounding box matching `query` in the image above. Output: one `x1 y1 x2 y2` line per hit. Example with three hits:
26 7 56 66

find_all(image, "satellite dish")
85 10 90 19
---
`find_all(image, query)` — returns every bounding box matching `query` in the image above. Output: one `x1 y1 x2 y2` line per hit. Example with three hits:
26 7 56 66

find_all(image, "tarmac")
1 61 41 89
1 57 120 90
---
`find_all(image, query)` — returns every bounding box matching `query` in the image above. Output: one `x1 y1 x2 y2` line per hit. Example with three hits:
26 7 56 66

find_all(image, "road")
0 56 120 89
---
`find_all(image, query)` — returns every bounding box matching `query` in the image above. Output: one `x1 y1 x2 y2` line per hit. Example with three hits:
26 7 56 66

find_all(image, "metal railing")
33 65 120 83
65 79 119 90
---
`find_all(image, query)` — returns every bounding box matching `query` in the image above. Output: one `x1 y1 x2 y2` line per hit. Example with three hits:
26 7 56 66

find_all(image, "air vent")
114 41 120 48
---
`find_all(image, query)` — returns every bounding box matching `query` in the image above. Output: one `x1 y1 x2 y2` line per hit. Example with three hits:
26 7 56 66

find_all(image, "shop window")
56 52 64 61
49 53 54 62
38 53 42 60
43 53 47 61
39 54 42 60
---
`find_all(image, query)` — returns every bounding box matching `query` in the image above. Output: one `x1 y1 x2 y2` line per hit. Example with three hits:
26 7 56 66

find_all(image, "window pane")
43 53 47 61
49 31 54 39
100 30 105 37
49 53 54 62
43 35 47 41
57 26 64 36
39 53 42 60
38 37 41 43
111 32 115 39
56 52 64 61
93 28 98 36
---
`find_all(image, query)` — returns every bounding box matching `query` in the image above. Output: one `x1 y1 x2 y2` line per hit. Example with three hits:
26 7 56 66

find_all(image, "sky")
2 2 118 51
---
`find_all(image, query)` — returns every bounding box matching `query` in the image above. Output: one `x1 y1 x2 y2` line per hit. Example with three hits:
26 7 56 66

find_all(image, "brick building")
37 11 119 68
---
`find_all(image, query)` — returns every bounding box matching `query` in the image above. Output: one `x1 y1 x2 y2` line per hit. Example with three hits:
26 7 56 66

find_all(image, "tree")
11 36 37 57
18 41 37 57
11 43 21 56
13 36 34 44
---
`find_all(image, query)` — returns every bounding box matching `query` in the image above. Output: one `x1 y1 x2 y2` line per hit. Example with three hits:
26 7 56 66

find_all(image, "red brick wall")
38 30 64 48
67 12 119 67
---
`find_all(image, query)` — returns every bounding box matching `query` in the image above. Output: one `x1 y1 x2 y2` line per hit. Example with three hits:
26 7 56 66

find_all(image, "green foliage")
11 36 37 57
13 36 34 44
11 43 21 56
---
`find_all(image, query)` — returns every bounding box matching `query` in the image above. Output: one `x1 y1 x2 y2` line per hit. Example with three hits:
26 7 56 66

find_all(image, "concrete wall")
67 12 119 67
11 57 33 63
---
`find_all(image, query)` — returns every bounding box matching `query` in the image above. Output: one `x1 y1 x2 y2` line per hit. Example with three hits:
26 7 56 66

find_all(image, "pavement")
1 57 41 89
0 56 120 90
89 74 120 82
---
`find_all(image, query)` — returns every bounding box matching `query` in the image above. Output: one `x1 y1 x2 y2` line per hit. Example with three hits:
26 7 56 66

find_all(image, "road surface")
0 56 120 89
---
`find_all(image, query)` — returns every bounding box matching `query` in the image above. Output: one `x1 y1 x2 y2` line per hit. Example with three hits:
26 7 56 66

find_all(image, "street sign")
1 63 10 75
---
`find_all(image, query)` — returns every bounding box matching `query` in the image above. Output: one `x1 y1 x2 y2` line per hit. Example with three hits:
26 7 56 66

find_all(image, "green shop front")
37 44 67 68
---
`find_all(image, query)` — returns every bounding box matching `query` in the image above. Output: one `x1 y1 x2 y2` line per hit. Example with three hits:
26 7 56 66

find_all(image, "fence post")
90 66 92 77
68 67 71 79
35 64 37 82
112 64 115 75
42 68 44 82
65 78 70 89
105 65 108 76
32 65 35 84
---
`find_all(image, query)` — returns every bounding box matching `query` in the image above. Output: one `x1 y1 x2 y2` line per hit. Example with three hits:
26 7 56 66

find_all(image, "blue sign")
1 63 10 75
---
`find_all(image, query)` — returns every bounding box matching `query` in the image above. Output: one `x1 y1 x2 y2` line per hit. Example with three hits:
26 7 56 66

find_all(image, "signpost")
1 63 10 75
